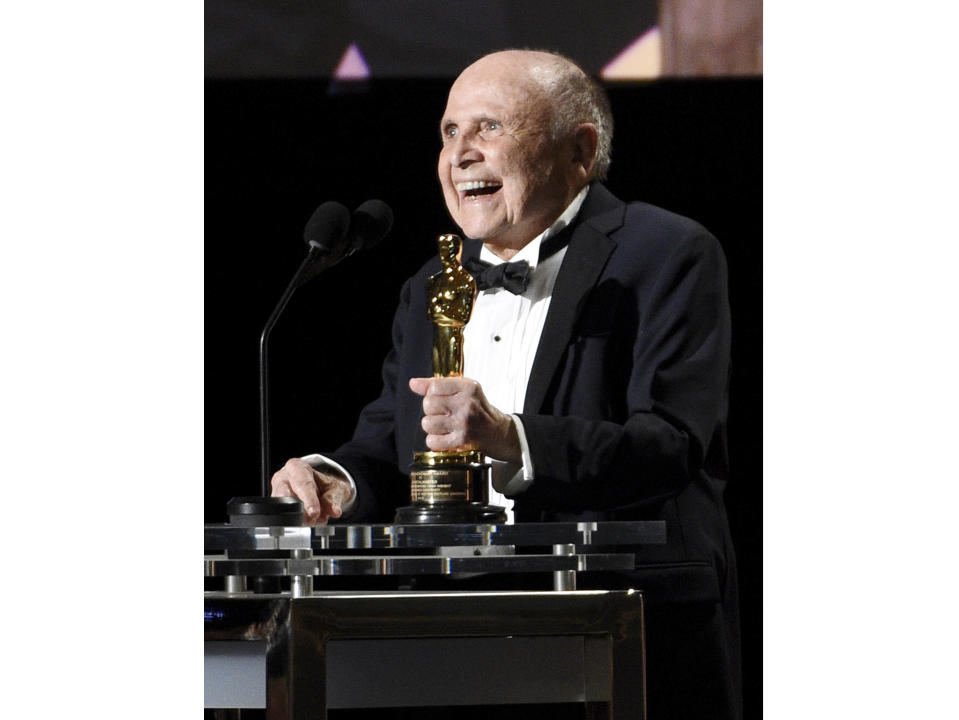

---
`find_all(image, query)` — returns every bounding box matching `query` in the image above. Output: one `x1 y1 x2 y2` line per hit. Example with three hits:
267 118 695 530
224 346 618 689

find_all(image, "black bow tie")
462 225 573 295
463 256 531 294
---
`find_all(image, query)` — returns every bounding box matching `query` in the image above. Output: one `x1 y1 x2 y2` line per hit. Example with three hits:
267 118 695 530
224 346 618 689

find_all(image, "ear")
570 123 599 181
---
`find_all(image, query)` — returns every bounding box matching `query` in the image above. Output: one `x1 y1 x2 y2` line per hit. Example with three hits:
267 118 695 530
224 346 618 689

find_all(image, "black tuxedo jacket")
329 182 741 717
330 181 733 591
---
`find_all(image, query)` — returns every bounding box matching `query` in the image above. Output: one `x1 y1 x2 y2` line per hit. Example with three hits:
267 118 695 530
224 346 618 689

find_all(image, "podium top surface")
204 520 666 552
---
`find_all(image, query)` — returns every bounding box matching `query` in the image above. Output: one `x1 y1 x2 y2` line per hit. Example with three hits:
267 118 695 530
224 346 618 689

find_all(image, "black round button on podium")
226 496 304 526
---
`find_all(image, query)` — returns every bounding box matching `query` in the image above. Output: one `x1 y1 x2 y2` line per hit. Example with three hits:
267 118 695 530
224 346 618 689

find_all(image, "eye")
442 124 458 140
482 120 501 132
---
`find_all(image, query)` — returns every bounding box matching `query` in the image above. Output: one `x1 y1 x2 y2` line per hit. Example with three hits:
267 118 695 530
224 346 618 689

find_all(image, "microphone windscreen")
350 199 394 251
303 201 352 254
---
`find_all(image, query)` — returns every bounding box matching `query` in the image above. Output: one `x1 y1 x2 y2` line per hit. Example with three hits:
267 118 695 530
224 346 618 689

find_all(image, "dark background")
205 74 761 714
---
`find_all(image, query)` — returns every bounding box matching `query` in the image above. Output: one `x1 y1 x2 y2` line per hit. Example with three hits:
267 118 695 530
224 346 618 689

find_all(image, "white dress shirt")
463 186 588 522
306 186 590 523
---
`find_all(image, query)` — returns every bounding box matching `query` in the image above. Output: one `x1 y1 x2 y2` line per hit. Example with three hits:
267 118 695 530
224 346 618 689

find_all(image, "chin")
455 218 497 242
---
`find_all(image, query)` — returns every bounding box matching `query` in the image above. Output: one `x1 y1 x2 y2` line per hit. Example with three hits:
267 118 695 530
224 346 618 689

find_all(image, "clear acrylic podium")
205 521 665 718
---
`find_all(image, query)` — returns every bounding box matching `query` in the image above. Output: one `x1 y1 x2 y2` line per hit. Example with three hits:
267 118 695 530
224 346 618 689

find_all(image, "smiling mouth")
456 180 502 199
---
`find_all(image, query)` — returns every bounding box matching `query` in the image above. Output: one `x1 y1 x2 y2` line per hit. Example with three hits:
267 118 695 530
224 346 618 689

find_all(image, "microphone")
303 200 353 252
297 199 394 286
259 201 351 494
348 199 394 253
258 199 393 496
295 201 355 286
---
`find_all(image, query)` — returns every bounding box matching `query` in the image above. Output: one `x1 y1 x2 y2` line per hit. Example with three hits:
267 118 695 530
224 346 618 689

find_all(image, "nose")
449 131 482 168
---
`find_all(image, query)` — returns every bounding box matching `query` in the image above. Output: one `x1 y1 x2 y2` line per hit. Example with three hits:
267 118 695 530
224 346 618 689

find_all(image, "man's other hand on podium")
271 457 353 525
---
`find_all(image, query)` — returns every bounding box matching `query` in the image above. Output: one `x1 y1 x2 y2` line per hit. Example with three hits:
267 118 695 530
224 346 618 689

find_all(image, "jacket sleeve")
325 277 417 522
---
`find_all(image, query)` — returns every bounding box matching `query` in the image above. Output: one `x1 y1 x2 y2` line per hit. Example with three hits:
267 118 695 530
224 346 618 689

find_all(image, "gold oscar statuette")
394 234 506 524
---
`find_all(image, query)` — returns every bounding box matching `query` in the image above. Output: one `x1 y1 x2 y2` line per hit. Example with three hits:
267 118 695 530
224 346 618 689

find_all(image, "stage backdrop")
206 0 762 79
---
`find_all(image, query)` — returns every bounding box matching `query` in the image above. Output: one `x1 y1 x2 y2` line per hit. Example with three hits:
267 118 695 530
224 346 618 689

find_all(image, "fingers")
410 377 474 448
271 457 321 517
315 474 352 522
271 458 351 525
410 376 488 452
409 376 476 396
422 389 455 416
408 376 521 462
408 377 431 396
421 415 469 450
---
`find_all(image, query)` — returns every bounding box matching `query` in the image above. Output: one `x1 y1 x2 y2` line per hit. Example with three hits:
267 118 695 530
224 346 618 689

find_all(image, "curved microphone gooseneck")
259 201 352 495
258 199 394 496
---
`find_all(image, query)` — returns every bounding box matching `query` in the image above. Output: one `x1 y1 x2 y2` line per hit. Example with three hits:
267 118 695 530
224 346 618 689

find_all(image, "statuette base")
395 451 506 524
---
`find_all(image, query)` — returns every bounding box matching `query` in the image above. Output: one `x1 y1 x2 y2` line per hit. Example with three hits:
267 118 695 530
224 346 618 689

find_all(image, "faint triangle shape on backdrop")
334 43 371 80
601 28 662 79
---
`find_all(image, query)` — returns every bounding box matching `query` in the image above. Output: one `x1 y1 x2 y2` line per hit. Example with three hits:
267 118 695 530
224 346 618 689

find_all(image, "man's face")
438 55 579 254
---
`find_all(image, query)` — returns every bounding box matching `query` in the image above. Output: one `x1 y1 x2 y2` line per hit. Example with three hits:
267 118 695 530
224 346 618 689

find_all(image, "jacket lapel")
461 236 484 264
523 184 625 414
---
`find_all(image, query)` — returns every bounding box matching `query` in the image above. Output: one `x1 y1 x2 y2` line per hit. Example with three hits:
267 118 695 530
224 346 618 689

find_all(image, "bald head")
437 50 612 256
455 51 613 182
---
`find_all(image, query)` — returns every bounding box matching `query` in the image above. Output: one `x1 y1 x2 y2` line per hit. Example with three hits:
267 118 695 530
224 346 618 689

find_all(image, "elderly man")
272 50 741 719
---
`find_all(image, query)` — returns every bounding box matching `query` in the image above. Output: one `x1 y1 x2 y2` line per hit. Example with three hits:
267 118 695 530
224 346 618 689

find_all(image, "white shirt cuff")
490 415 535 496
300 453 358 514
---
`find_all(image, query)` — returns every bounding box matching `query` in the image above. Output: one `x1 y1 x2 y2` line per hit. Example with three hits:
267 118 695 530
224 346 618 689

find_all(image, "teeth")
456 180 500 192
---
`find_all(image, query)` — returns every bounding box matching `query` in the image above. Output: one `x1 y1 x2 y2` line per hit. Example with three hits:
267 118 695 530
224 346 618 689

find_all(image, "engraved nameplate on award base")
395 234 506 525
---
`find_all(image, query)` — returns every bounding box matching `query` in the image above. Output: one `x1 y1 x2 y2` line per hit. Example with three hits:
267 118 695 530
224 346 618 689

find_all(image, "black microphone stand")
252 199 389 501
259 245 325 495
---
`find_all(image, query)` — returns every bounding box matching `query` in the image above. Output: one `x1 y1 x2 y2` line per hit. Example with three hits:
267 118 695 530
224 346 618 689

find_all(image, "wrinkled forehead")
442 61 553 125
